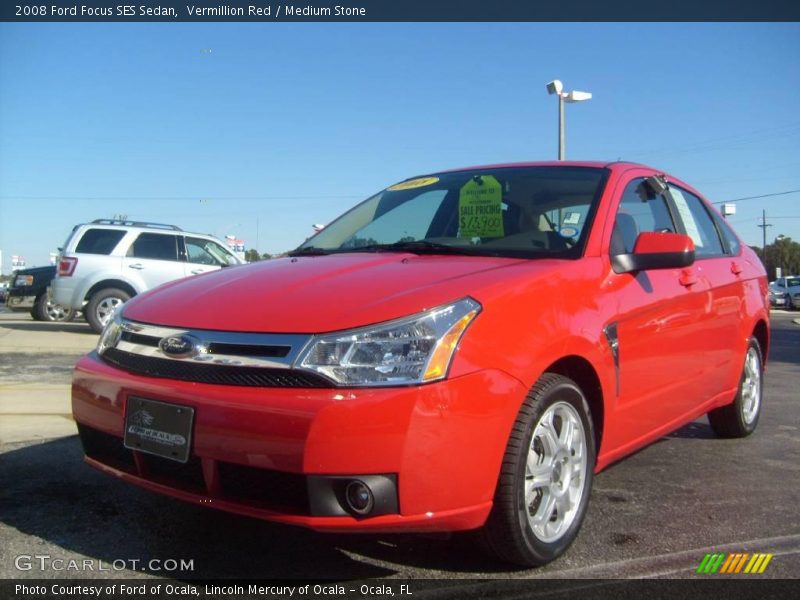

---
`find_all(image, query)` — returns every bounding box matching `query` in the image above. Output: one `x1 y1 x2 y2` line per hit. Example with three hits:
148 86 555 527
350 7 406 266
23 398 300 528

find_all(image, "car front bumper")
72 352 526 532
5 293 36 311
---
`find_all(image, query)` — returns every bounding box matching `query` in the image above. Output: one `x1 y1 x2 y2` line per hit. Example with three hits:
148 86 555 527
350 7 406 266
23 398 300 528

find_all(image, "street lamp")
546 80 592 160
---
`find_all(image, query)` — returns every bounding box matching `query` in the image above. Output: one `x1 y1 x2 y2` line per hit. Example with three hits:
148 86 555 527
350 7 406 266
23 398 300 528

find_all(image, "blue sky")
1 23 799 270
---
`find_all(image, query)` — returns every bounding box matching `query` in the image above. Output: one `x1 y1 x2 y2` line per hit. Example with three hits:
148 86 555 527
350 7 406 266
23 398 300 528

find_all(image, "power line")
711 189 800 205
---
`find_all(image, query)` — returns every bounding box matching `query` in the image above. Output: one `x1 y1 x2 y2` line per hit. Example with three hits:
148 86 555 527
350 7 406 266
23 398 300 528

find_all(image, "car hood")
122 252 553 333
14 266 55 277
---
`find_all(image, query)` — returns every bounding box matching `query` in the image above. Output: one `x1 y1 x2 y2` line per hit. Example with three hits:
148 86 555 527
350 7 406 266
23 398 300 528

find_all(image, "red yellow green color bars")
697 553 773 574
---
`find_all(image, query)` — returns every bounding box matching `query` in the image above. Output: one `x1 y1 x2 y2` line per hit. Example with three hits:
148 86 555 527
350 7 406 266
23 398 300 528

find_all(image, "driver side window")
611 178 676 256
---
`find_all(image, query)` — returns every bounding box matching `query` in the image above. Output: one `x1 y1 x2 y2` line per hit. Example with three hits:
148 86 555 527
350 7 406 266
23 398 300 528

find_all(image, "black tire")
34 295 75 322
708 338 763 438
86 288 130 333
481 373 596 566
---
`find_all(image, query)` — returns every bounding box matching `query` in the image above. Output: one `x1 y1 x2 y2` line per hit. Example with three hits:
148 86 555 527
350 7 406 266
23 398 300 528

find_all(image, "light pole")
546 80 592 160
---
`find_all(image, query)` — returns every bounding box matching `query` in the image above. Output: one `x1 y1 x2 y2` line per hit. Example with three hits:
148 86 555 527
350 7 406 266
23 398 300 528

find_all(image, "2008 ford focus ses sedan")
73 161 769 566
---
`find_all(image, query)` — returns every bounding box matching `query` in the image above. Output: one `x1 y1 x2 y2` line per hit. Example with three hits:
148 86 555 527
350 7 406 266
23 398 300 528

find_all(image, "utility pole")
756 209 772 264
756 210 772 258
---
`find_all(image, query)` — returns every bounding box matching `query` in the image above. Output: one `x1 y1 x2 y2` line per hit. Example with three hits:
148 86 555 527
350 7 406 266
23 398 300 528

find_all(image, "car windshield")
292 166 609 259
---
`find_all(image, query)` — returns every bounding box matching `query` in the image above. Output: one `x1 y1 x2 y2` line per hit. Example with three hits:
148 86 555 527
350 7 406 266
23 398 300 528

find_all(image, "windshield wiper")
287 246 331 257
348 240 478 255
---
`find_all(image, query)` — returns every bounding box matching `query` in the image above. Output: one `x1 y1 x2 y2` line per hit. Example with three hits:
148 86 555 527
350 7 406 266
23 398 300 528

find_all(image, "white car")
52 219 243 332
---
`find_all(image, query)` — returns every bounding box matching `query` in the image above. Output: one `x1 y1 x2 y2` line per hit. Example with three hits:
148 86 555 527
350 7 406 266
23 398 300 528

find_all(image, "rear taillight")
58 257 78 277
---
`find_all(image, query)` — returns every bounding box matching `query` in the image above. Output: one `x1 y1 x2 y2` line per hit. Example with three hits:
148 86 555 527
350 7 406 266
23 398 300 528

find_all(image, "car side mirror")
612 232 695 274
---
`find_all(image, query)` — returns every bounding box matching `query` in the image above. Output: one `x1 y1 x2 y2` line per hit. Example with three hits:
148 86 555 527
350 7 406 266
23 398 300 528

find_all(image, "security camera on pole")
546 80 592 160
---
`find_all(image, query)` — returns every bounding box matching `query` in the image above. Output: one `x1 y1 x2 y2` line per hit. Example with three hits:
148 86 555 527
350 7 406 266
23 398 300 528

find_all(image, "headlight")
296 298 481 386
15 275 34 286
97 311 123 355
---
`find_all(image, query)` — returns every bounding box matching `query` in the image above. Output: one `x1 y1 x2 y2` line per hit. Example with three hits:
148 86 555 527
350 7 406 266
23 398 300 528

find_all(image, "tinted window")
129 233 179 261
611 178 676 255
668 186 724 258
74 228 126 255
185 237 239 266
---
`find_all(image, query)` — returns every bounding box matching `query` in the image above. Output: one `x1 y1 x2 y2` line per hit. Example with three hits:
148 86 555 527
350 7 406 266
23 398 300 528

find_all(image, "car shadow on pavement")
0 322 94 334
0 436 516 579
666 421 717 440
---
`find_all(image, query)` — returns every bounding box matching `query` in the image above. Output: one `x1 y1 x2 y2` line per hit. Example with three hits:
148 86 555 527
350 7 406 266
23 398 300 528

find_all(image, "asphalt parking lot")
0 309 798 587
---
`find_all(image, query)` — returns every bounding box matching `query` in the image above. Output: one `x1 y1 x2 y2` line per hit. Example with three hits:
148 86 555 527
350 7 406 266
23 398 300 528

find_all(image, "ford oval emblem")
158 334 200 359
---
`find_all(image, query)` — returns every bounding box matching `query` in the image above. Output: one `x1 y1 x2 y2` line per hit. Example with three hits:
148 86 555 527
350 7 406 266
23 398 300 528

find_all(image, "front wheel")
33 295 75 322
708 338 763 438
86 288 130 333
481 373 595 566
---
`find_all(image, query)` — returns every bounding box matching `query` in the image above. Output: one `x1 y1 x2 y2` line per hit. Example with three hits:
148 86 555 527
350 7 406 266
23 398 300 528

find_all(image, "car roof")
430 160 648 174
76 221 218 239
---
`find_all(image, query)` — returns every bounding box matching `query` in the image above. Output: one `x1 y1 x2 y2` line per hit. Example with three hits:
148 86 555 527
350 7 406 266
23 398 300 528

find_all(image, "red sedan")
73 161 769 566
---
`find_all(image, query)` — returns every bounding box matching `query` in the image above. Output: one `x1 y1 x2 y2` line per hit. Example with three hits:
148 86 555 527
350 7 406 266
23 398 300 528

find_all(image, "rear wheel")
708 338 763 438
481 373 595 566
33 295 75 322
86 288 130 333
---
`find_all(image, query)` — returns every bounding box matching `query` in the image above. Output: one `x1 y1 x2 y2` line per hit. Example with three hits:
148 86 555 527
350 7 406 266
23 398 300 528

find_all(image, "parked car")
52 219 243 333
72 162 769 567
0 281 8 304
4 265 75 322
770 276 800 309
768 281 788 308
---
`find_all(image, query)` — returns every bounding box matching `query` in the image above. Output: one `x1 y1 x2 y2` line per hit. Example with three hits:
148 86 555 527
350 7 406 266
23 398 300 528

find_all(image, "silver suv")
52 219 243 332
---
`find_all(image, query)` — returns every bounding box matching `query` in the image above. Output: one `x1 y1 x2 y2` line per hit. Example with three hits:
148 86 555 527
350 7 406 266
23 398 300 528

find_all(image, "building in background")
11 255 26 272
225 235 246 261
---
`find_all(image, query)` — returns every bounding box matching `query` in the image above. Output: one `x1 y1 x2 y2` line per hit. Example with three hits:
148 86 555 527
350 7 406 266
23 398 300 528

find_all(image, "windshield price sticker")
459 175 504 238
387 177 439 191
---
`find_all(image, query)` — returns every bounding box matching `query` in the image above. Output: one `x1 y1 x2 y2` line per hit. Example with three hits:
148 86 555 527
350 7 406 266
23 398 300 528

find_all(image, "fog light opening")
345 480 374 516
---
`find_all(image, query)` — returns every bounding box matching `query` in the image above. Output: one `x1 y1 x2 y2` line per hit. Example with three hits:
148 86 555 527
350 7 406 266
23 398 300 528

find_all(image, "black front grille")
78 423 311 514
101 348 333 388
78 424 135 471
141 454 206 492
218 462 310 514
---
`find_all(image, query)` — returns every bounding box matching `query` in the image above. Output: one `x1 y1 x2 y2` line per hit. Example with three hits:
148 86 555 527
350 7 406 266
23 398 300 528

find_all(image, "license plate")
124 397 195 463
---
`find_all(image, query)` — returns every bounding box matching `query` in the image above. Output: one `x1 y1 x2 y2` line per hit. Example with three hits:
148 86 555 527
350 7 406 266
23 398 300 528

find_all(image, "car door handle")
190 269 206 275
128 263 145 270
679 270 698 287
731 261 743 275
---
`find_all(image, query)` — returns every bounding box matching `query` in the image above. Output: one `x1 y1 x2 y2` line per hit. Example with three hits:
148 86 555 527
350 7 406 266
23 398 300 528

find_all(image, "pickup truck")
5 266 75 321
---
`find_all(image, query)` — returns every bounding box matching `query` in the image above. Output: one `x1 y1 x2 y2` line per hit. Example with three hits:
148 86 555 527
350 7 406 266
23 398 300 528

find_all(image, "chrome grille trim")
110 319 313 369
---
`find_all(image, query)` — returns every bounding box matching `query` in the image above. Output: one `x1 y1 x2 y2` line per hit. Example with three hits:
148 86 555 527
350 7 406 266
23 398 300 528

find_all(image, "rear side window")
668 186 724 258
712 213 742 256
128 233 179 261
74 228 126 255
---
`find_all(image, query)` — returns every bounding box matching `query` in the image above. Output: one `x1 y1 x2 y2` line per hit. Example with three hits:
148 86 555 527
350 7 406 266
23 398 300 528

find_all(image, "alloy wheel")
525 401 588 543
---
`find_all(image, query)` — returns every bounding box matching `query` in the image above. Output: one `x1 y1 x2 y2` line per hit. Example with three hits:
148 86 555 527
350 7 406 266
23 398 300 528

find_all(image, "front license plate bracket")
124 397 195 463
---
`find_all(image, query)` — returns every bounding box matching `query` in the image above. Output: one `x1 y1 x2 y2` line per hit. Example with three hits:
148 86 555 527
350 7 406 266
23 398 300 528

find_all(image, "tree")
754 236 800 279
244 249 264 263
